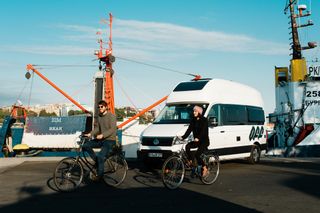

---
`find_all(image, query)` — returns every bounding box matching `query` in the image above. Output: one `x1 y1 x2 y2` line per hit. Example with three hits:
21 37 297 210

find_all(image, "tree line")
0 107 154 124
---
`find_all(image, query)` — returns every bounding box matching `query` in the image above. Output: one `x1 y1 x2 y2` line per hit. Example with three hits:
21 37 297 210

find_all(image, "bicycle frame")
173 139 213 172
54 135 128 192
73 136 97 175
75 136 121 175
162 139 220 189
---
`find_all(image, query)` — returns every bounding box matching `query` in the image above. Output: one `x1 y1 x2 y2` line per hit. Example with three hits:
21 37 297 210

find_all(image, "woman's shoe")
202 166 209 177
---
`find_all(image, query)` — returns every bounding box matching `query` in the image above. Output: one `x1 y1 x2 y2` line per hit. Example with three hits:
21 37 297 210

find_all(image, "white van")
137 78 267 165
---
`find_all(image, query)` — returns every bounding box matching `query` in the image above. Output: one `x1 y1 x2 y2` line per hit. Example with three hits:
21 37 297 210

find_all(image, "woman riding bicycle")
178 105 209 177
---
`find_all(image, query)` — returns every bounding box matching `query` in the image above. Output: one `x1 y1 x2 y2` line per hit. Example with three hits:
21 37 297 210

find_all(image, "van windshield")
153 103 208 124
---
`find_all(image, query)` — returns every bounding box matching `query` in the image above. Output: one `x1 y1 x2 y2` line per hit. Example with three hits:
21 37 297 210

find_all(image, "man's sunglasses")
98 105 105 109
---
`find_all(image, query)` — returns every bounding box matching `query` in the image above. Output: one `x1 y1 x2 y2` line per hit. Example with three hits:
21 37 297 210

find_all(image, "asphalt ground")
0 156 319 213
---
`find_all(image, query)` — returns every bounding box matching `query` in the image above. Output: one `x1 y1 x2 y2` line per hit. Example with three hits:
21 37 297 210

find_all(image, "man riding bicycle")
178 105 209 177
83 100 117 181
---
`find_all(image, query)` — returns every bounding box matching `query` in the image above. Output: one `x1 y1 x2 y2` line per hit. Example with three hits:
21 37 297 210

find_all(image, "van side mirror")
208 117 218 127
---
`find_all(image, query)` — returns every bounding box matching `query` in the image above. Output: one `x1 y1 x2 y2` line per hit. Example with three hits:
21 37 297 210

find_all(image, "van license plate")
148 153 162 158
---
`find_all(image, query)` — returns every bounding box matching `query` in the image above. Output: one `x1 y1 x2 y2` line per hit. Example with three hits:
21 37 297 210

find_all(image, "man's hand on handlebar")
81 132 91 139
81 132 103 140
96 134 103 140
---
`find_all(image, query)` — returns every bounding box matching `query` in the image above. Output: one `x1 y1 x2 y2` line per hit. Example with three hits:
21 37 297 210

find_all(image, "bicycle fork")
63 157 81 180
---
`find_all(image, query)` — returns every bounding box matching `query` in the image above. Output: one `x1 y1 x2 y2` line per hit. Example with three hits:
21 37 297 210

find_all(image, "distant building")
1 103 159 119
1 103 93 117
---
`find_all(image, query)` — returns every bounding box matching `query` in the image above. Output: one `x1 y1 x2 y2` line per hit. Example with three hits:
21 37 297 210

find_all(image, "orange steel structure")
25 13 168 132
26 64 90 113
96 13 115 114
117 95 168 129
10 105 27 119
96 13 168 129
97 13 168 129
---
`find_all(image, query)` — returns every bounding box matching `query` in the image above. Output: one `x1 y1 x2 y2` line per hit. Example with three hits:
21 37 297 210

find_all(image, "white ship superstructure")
268 0 320 156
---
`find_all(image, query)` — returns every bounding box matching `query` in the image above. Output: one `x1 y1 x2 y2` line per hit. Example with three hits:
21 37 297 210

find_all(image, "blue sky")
0 0 319 114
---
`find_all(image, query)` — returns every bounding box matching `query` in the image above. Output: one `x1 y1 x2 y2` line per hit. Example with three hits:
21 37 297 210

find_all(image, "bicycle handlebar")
77 134 91 147
173 136 188 145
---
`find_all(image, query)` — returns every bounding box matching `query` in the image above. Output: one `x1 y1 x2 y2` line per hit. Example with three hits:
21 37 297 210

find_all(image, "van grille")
141 137 174 146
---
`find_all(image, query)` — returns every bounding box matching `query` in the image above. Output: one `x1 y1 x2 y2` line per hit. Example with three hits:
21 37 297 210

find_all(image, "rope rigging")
31 55 201 78
14 70 35 111
115 56 200 78
57 79 95 104
19 54 200 114
114 75 139 112
32 64 97 68
27 71 35 109
115 73 156 106
15 75 31 106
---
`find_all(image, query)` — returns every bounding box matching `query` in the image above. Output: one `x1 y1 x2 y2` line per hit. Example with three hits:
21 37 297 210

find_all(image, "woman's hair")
193 105 203 115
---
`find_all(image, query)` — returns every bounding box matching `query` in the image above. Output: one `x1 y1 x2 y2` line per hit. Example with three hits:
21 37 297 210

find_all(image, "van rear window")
173 80 209 91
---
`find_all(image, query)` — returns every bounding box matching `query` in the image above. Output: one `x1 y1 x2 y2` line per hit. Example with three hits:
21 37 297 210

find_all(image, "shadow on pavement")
0 182 261 213
260 158 320 199
260 158 320 174
282 174 320 199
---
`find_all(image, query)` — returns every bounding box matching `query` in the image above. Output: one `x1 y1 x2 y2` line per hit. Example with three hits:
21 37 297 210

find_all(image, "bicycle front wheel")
201 154 220 185
162 155 185 189
103 155 128 187
53 157 83 192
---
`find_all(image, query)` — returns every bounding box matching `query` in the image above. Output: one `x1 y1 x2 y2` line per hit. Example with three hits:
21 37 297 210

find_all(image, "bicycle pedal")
89 171 100 181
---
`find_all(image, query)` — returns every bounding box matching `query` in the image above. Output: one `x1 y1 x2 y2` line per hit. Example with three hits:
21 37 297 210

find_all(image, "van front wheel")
248 145 260 164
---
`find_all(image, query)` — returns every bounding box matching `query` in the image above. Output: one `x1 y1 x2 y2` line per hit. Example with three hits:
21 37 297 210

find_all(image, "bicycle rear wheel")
103 154 128 187
53 157 83 192
162 155 185 189
201 154 220 185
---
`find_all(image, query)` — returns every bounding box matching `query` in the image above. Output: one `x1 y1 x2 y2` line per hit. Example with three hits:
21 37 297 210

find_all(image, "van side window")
173 80 209 91
247 106 265 125
220 105 247 125
213 104 265 126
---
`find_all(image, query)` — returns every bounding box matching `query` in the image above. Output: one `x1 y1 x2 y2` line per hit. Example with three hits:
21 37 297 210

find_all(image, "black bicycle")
162 138 220 189
53 135 128 192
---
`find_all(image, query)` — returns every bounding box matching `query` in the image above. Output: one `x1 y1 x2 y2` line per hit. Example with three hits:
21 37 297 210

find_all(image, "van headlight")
173 135 193 145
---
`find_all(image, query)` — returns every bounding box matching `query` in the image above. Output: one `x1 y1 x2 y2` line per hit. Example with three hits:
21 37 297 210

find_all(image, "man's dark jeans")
82 139 116 177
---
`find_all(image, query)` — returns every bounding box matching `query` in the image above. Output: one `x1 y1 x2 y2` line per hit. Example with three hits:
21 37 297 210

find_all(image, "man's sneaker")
190 167 196 178
186 160 193 168
90 171 102 182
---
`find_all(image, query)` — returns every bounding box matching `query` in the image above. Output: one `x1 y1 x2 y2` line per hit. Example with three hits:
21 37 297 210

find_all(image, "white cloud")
3 19 289 58
6 45 93 56
56 24 96 33
113 19 288 55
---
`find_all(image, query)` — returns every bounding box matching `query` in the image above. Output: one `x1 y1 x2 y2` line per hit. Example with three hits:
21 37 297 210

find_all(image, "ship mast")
288 0 302 59
95 13 116 114
286 0 316 59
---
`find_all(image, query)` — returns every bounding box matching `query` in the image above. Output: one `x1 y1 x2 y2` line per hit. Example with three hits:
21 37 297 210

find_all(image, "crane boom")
26 64 90 113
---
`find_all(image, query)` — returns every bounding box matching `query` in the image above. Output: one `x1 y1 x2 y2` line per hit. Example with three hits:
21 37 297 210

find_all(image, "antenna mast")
95 13 116 114
286 0 316 59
